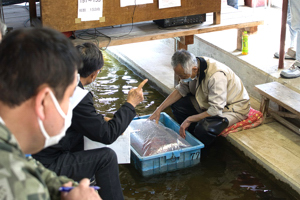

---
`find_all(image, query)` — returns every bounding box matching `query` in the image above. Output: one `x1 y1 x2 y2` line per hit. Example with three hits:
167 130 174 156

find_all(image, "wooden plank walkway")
72 5 264 48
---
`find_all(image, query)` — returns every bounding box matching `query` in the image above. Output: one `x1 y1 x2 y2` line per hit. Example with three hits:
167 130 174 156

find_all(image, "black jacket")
33 82 136 165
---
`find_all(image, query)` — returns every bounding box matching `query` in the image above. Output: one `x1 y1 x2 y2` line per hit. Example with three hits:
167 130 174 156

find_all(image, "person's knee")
171 100 184 118
193 116 229 147
99 147 117 163
88 147 118 169
290 7 300 31
170 103 176 111
291 22 300 32
170 100 180 111
171 95 194 115
193 122 217 147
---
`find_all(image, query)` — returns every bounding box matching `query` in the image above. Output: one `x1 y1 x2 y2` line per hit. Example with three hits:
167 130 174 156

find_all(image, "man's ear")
35 87 50 121
192 66 198 74
88 71 97 83
91 70 99 80
90 72 95 81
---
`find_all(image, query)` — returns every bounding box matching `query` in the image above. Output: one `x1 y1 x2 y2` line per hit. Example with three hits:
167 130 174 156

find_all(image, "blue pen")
59 186 100 192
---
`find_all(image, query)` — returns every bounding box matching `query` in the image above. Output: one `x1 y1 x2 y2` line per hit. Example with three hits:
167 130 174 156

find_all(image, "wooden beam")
270 112 300 135
81 20 264 48
270 111 298 119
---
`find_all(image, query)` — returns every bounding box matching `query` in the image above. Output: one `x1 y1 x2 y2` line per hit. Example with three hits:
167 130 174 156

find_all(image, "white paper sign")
159 0 181 9
84 125 133 164
70 86 89 109
121 0 153 7
78 0 103 22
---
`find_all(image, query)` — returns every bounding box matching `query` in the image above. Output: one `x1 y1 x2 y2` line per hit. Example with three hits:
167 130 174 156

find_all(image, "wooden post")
174 35 194 86
29 0 37 26
176 35 194 51
260 96 270 124
237 28 244 51
278 0 288 69
237 26 258 51
213 11 221 25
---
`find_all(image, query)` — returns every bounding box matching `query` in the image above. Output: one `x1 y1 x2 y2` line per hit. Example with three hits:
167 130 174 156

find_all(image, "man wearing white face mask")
0 28 101 199
149 49 250 147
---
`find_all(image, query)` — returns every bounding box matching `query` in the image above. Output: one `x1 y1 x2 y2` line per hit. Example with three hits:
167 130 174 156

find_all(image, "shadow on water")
119 138 292 200
88 52 295 200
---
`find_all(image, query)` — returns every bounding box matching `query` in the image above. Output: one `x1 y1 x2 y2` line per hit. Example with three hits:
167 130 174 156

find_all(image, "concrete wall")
160 36 276 101
188 36 276 101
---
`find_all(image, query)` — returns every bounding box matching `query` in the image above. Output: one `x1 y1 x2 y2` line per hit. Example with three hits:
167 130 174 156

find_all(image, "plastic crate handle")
166 152 180 162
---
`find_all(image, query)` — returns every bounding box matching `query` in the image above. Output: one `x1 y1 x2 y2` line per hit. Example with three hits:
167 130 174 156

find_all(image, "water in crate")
130 119 191 157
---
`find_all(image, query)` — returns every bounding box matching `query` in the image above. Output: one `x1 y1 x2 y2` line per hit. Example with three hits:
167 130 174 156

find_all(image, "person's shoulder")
83 90 94 101
0 125 26 163
0 124 15 145
0 151 50 199
203 57 224 67
205 57 231 72
75 90 94 108
202 56 215 63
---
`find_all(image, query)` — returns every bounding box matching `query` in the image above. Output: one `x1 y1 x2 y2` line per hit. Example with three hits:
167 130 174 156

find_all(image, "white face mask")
38 90 73 148
0 117 4 125
181 75 197 83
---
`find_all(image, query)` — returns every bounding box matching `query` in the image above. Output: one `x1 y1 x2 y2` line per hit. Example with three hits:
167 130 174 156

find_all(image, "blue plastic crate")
130 112 205 177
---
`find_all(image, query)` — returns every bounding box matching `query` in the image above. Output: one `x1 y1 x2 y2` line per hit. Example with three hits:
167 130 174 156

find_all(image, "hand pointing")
127 79 148 107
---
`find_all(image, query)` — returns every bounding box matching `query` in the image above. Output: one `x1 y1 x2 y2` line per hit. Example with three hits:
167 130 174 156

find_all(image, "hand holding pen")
61 178 102 200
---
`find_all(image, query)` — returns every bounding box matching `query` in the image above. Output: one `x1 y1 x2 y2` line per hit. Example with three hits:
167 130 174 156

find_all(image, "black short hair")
76 42 104 78
0 27 82 107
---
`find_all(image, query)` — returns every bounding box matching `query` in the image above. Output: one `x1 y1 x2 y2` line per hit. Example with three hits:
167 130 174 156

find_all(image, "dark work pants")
171 95 228 148
171 95 199 134
45 148 124 200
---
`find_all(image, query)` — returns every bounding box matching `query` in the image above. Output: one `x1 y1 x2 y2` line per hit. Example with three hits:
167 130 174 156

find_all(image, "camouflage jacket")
0 123 75 200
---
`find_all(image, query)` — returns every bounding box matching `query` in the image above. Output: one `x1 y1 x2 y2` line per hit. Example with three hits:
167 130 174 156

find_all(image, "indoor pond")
86 51 296 200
